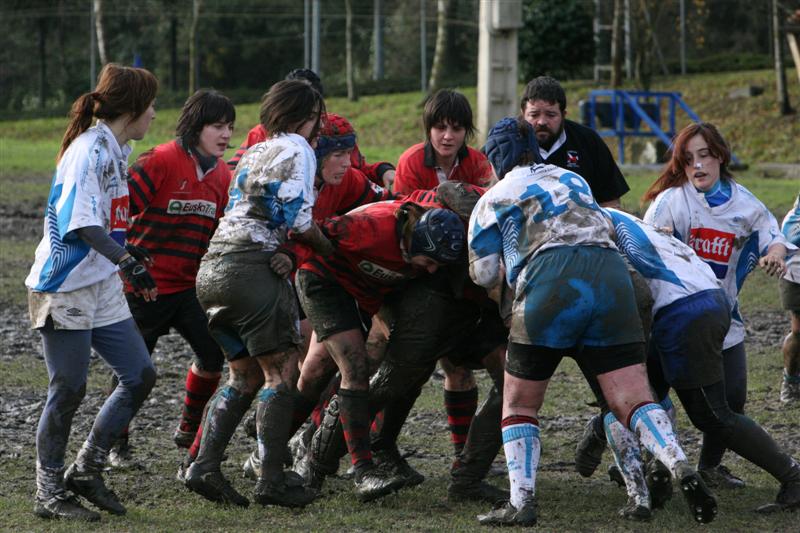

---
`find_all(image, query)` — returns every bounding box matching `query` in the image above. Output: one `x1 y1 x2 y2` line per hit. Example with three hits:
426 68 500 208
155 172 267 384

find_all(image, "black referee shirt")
542 119 630 204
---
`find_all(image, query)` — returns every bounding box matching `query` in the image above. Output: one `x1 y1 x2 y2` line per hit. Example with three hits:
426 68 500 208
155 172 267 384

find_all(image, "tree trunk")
611 0 623 87
93 0 108 65
427 0 449 93
189 0 202 94
345 0 357 100
773 0 793 115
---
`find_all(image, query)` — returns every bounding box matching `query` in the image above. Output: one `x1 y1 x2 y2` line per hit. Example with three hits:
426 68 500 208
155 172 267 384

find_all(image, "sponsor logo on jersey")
689 227 734 279
110 196 129 229
167 199 217 218
358 260 406 282
566 150 580 168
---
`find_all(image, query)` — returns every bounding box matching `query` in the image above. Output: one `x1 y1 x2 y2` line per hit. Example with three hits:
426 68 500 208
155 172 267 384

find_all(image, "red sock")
370 409 385 435
338 388 372 469
180 370 220 433
445 388 478 455
188 423 203 460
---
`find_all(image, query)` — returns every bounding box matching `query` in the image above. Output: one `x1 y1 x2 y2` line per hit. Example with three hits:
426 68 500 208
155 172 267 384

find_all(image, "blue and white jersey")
210 133 316 253
605 208 720 314
782 192 800 283
644 179 794 348
468 163 614 291
26 122 132 293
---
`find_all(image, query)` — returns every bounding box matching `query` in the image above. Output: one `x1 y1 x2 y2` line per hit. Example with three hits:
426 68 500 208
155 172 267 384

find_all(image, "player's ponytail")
58 63 158 162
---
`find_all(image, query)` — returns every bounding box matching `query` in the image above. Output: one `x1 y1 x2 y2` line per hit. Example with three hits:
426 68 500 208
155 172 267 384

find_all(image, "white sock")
659 394 678 436
502 421 540 509
629 403 687 476
604 412 649 508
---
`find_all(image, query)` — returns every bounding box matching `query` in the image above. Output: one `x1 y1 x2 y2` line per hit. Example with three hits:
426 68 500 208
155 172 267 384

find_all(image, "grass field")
0 72 799 531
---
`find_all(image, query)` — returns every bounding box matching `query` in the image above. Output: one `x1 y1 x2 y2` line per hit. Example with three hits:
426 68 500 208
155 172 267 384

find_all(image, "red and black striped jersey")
228 124 392 186
298 199 441 315
127 140 230 294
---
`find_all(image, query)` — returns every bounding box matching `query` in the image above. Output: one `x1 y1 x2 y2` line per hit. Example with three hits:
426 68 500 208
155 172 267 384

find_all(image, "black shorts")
780 278 800 313
126 288 225 372
296 269 369 341
505 341 644 381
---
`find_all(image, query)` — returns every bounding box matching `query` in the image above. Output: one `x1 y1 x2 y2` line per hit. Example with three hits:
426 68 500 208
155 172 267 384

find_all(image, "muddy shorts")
648 288 730 389
510 246 644 348
505 341 644 381
126 288 225 372
28 273 131 330
296 269 369 341
196 251 301 360
780 277 800 313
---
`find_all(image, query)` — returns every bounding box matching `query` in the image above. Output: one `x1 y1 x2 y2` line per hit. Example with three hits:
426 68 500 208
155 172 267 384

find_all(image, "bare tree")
346 0 357 100
427 0 450 93
189 0 202 94
610 0 623 87
93 0 108 65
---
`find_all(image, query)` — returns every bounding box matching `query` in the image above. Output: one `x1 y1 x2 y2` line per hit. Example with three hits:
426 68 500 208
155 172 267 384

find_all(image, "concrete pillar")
477 0 523 145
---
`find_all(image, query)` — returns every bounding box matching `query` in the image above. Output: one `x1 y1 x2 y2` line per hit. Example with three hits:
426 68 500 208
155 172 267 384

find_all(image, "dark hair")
285 68 324 97
259 79 325 140
175 89 236 148
643 122 732 203
58 63 158 162
520 76 566 113
423 89 476 142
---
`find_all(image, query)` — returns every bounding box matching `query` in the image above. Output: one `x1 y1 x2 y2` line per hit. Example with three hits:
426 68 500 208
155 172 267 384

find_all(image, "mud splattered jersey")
26 122 131 292
210 133 316 254
644 180 794 348
605 208 721 314
782 192 800 283
468 163 615 292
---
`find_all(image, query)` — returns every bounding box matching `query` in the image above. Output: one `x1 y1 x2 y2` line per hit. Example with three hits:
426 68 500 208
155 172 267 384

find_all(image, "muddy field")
2 199 799 531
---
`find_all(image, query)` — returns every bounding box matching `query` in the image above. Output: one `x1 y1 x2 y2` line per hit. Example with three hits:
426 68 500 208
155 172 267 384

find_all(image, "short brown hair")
259 79 325 139
175 89 235 148
423 89 476 142
643 122 731 203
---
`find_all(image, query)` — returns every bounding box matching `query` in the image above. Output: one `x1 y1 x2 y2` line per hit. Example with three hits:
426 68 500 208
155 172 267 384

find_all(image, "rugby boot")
64 464 126 515
184 468 249 507
676 462 717 524
254 471 317 508
646 460 673 509
353 463 406 502
697 464 745 489
242 450 260 481
173 426 196 449
780 374 800 404
608 464 625 487
107 436 134 469
373 447 424 488
448 479 509 503
176 455 192 483
477 497 537 527
618 496 652 522
755 461 800 513
34 491 101 522
575 414 606 477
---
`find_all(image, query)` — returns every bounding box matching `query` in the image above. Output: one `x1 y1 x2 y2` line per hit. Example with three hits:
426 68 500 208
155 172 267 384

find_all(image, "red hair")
642 122 732 203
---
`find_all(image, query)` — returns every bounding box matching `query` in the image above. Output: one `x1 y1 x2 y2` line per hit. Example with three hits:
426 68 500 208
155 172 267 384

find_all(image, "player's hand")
125 243 153 265
759 253 786 277
270 252 295 279
382 169 396 190
119 255 158 301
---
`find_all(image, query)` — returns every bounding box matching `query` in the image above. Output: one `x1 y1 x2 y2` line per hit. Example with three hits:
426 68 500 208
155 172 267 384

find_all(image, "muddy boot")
646 459 673 509
34 491 101 522
176 454 192 483
619 496 652 522
477 497 537 527
185 470 249 507
64 464 126 515
108 434 134 469
374 447 424 488
254 471 317 508
242 450 260 481
173 426 196 449
353 463 406 502
449 479 509 503
756 461 800 513
781 373 800 404
575 414 606 477
608 464 625 487
675 461 717 524
698 464 745 489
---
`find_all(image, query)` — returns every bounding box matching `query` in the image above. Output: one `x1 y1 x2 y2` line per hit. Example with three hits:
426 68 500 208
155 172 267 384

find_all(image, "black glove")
125 243 152 263
118 255 156 292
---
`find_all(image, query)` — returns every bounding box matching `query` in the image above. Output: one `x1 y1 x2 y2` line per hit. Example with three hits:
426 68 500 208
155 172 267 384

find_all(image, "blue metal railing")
583 90 742 166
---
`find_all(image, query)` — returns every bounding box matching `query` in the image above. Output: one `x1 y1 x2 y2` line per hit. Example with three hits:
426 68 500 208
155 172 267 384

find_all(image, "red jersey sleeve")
128 148 165 216
393 144 433 195
227 125 268 172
